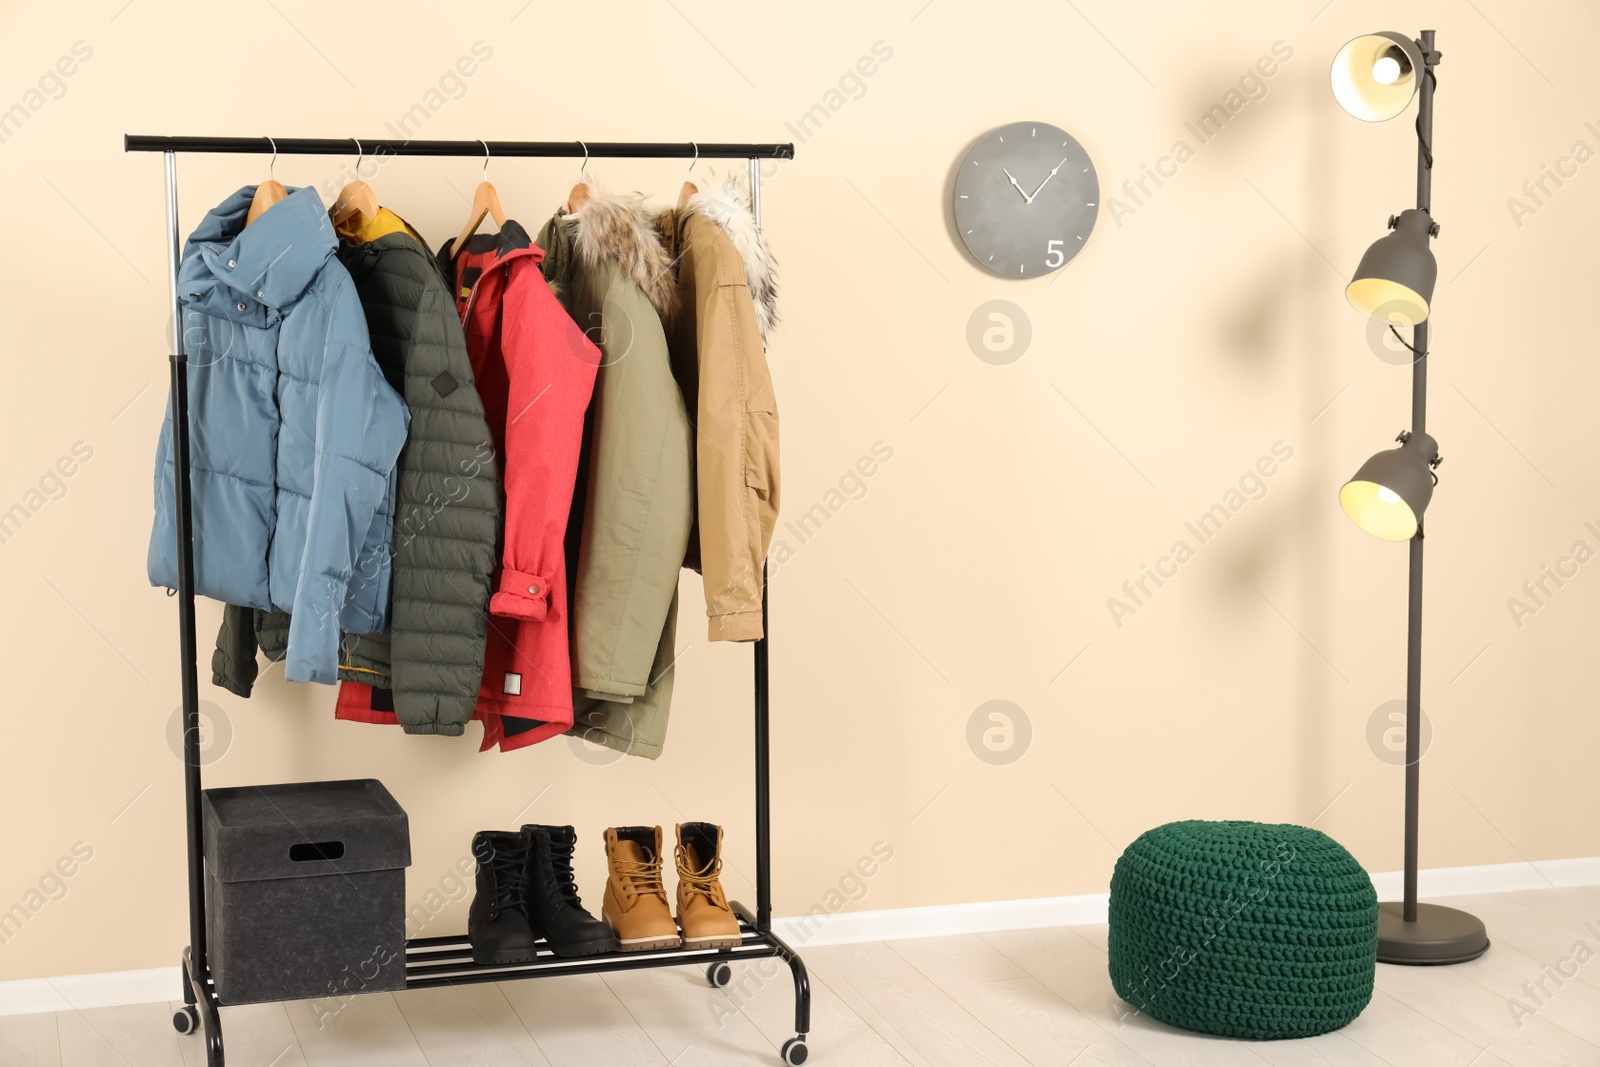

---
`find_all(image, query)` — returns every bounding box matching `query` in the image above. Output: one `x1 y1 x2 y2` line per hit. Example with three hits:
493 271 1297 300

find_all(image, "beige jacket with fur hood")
658 178 781 642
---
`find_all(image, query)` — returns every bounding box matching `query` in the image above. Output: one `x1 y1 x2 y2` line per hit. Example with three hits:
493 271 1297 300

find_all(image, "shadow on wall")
1293 67 1343 827
1100 40 1297 229
1168 40 1301 171
1215 256 1298 372
1185 63 1344 825
1204 475 1319 624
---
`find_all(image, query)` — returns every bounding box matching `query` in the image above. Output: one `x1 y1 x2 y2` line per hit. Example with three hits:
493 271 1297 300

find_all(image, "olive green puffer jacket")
212 215 501 733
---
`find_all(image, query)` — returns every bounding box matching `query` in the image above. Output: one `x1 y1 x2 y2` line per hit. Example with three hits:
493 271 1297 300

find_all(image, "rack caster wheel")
707 961 733 988
780 1036 808 1064
172 1005 199 1035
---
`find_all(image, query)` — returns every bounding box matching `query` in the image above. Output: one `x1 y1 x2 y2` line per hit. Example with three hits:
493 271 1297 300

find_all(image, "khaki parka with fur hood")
535 190 692 761
657 177 781 643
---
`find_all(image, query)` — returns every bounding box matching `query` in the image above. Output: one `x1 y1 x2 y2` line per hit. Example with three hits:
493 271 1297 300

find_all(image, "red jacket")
336 222 599 750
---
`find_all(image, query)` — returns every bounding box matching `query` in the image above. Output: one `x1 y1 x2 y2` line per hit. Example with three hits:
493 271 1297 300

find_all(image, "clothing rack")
125 134 809 1067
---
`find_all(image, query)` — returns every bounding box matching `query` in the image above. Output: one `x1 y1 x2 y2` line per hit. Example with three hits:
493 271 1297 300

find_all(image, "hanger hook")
576 140 589 182
351 137 363 177
264 135 277 180
687 142 699 179
479 139 490 183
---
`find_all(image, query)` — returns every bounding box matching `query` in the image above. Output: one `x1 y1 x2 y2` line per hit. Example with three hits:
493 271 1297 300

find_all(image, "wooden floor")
5 887 1600 1066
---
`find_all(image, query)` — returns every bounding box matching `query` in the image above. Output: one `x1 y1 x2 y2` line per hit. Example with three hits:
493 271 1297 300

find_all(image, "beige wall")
1 0 1597 981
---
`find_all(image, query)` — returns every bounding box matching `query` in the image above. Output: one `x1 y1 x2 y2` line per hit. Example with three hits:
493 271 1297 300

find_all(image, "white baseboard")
778 855 1600 950
1367 855 1600 899
772 891 1112 947
5 855 1597 1018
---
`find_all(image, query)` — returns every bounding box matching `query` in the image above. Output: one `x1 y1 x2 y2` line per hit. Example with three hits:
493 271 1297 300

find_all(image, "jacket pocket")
743 410 779 504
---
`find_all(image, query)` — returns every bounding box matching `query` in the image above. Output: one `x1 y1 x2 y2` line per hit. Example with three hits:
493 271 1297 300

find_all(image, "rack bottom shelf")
179 901 811 1065
405 913 778 986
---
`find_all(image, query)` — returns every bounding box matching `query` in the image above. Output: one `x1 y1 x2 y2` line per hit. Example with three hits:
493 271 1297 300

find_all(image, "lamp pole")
1402 26 1434 929
1378 29 1490 965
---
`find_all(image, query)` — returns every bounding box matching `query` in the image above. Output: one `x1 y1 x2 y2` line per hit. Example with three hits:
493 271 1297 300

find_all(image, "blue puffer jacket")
148 185 409 684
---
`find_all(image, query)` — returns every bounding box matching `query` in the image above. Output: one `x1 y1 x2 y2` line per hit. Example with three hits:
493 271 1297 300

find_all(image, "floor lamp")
1331 29 1491 965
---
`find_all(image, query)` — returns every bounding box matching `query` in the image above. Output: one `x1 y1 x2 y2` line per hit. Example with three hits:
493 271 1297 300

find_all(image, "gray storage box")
201 779 410 1005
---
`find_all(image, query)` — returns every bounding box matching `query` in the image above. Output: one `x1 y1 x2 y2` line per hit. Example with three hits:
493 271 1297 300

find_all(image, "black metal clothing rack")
125 134 809 1067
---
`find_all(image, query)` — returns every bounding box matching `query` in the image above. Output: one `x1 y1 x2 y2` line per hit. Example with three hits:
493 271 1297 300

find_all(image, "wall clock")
953 121 1098 279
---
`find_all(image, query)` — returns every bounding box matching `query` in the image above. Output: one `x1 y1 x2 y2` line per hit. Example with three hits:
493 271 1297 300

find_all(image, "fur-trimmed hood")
563 185 678 318
666 175 779 345
549 177 779 343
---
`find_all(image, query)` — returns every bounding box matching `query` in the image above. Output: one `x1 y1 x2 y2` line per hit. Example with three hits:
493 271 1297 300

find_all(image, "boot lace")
615 856 668 903
676 846 727 907
546 836 585 910
485 847 527 916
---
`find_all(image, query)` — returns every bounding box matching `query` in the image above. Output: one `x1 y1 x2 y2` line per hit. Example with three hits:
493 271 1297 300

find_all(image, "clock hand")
1001 167 1033 204
1027 157 1070 201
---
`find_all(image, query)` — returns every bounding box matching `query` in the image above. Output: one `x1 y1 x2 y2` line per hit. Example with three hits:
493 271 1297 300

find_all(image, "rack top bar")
124 135 793 159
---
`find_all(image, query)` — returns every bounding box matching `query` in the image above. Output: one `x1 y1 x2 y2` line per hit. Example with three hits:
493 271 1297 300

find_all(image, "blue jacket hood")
179 186 337 322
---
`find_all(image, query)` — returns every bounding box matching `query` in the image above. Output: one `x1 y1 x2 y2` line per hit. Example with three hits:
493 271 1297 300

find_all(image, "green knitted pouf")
1107 820 1377 1040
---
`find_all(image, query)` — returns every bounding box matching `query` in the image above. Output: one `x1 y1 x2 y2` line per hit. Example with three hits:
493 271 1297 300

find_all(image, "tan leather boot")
602 826 680 951
675 822 741 949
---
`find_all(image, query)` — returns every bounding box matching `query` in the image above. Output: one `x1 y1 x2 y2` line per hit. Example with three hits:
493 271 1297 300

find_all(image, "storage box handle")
289 841 345 862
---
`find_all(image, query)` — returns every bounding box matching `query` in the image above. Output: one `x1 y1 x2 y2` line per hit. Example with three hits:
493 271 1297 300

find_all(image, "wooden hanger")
331 138 379 228
245 136 287 227
451 140 507 254
676 142 699 211
567 140 592 213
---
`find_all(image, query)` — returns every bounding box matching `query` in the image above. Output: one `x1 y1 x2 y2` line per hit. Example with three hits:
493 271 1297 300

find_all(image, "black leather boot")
468 830 538 965
522 824 619 957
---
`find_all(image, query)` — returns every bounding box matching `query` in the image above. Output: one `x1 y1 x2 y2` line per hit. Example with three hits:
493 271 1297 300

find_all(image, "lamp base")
1377 901 1490 965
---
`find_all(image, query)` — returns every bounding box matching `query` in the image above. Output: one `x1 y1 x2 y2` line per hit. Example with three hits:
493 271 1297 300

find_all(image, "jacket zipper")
457 260 513 327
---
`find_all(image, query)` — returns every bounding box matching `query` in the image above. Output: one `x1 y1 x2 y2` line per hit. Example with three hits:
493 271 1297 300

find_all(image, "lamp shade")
1339 432 1438 541
1331 31 1424 121
1346 209 1437 326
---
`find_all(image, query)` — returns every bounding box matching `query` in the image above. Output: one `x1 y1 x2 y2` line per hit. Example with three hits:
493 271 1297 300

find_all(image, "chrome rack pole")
163 151 207 988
